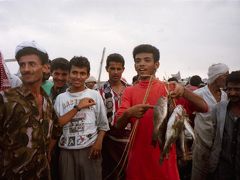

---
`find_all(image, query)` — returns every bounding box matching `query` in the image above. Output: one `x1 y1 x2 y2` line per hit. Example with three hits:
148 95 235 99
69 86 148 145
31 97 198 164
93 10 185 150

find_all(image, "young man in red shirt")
115 44 208 180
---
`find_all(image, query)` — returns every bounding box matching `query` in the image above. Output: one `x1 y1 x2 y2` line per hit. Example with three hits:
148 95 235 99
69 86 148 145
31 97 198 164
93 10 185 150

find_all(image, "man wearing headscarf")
191 63 229 180
0 51 21 91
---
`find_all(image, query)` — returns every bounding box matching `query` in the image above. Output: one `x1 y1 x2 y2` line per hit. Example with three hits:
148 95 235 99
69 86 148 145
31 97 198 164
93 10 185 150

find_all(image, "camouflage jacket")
0 85 62 179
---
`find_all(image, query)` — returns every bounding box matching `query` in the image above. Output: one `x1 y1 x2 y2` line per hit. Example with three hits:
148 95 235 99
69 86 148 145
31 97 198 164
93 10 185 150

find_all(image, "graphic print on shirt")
69 117 85 133
68 136 75 146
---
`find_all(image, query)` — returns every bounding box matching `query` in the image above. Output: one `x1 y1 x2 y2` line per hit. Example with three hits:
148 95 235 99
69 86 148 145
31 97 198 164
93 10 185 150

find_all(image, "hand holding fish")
168 81 185 98
127 104 154 119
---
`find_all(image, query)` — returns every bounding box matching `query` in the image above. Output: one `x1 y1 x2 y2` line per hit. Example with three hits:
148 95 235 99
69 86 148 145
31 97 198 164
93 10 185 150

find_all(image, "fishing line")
104 75 154 180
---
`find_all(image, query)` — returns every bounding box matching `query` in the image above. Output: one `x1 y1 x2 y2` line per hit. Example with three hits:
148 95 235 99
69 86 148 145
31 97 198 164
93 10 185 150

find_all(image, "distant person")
115 44 208 180
50 56 109 180
49 57 69 104
192 63 229 180
186 75 204 91
0 50 22 91
168 77 179 82
41 59 53 95
0 40 61 179
85 75 97 89
48 57 69 180
132 74 139 85
209 70 240 180
98 53 130 179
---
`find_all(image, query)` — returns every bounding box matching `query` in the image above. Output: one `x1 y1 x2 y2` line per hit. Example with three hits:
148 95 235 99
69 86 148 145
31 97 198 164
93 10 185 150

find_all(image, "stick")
97 47 106 88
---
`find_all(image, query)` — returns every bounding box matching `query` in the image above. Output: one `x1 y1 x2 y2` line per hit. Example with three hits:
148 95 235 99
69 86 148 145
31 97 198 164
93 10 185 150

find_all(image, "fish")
157 95 176 150
178 116 195 161
152 96 168 147
183 118 195 141
159 105 185 164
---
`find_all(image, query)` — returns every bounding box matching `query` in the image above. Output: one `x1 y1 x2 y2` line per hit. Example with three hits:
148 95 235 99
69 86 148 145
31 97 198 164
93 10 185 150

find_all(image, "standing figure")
48 57 70 180
0 40 61 179
192 63 229 180
115 44 208 180
98 53 130 179
209 71 240 180
51 56 109 180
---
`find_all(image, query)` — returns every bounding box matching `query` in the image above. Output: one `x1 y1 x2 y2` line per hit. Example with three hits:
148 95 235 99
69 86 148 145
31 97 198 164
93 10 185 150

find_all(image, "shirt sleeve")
95 92 109 132
51 108 62 139
114 87 133 125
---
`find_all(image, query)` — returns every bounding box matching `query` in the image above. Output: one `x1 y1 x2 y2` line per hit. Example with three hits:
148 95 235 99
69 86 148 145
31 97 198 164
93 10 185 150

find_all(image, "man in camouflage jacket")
0 41 62 179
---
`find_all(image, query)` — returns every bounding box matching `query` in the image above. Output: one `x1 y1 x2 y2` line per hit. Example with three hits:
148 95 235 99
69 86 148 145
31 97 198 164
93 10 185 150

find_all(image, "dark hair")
69 56 90 74
51 57 69 72
133 44 160 62
132 75 139 84
15 47 49 65
226 71 240 85
168 77 179 83
190 75 203 86
106 53 125 68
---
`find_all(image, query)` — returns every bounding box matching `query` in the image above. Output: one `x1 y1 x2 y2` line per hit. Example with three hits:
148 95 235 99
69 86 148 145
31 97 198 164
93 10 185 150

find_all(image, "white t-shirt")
194 85 228 147
54 88 109 149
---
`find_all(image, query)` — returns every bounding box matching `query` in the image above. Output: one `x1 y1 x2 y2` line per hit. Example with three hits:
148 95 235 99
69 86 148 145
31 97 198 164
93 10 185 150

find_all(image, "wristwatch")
73 105 81 111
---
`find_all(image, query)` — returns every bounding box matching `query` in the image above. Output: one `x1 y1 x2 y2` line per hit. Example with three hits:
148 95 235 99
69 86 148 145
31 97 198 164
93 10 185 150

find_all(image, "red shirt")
116 79 180 180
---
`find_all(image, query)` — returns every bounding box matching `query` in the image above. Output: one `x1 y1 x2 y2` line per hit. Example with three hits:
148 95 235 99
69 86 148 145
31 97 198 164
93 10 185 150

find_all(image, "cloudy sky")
0 0 239 83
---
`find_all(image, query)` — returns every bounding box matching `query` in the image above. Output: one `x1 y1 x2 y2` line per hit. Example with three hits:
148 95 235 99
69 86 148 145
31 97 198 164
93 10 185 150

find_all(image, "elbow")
199 101 209 113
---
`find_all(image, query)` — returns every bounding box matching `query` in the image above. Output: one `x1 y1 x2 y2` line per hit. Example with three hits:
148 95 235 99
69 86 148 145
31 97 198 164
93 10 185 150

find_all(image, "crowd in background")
0 41 239 180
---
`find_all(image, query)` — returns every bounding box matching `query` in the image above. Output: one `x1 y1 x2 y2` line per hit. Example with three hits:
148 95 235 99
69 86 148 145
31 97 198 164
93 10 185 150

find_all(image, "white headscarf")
207 63 229 84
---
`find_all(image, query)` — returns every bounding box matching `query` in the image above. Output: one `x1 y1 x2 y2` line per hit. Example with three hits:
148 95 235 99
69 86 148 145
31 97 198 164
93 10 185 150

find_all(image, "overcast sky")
0 0 239 83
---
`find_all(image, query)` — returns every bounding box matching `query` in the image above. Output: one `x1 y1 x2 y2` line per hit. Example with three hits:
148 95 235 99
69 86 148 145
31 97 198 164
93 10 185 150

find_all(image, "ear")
155 61 160 70
105 66 108 72
42 64 48 73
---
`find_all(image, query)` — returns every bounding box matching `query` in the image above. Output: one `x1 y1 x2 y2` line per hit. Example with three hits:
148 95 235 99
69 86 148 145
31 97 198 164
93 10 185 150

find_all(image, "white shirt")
194 85 228 148
54 88 109 149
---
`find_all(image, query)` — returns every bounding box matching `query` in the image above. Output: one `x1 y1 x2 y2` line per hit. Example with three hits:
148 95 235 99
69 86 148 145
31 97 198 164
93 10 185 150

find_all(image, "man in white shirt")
192 63 229 180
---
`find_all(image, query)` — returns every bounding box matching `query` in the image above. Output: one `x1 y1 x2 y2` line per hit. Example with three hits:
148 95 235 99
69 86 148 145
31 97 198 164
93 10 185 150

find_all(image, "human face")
69 65 89 92
42 63 51 81
85 81 96 89
134 52 159 78
18 54 46 86
226 82 240 103
52 69 69 89
214 72 229 89
106 62 124 83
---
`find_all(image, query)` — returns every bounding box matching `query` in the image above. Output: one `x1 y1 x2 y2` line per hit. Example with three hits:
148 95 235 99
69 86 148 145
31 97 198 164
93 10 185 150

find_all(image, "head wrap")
0 51 11 91
207 63 229 84
85 76 97 83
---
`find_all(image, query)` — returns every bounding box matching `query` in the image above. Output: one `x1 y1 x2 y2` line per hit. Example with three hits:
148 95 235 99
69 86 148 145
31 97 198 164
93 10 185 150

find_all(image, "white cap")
207 63 229 84
85 76 97 83
15 40 47 57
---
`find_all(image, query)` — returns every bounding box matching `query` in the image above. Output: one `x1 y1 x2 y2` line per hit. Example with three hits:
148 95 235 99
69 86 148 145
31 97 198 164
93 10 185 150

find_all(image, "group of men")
0 40 239 180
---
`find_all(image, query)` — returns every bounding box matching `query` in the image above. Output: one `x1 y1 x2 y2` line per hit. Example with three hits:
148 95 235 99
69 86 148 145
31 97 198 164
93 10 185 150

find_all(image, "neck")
208 83 221 93
69 86 85 93
229 101 240 117
109 80 122 87
139 74 155 81
24 82 41 97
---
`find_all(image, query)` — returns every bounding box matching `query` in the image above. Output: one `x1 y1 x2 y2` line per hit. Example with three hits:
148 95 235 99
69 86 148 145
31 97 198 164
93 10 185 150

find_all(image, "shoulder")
194 86 205 93
1 87 20 99
86 88 101 98
55 91 69 101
